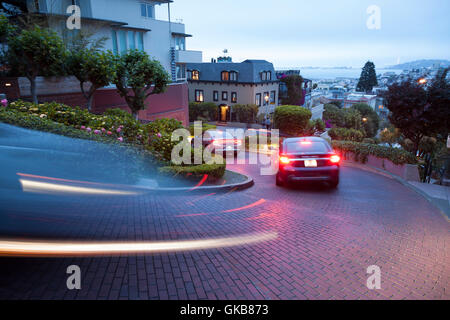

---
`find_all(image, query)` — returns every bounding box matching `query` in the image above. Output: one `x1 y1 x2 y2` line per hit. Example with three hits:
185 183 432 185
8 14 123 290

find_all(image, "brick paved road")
0 125 448 300
0 156 448 300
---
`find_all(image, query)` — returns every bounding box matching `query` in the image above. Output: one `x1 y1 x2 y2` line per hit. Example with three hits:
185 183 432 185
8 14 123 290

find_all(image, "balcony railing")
175 50 202 64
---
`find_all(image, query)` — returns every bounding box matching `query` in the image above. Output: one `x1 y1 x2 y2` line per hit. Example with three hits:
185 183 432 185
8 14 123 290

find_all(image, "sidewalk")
344 161 450 222
408 182 450 220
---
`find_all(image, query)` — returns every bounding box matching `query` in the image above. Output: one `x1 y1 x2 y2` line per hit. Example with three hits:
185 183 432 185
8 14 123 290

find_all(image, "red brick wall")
1 77 189 126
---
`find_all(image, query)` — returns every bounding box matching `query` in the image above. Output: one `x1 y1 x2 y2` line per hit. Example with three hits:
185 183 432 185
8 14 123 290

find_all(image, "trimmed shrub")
189 102 218 121
332 141 416 165
328 127 365 142
232 104 258 123
273 105 312 136
158 162 226 180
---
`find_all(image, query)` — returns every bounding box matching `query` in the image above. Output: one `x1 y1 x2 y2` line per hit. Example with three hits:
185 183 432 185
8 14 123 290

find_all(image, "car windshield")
285 141 329 154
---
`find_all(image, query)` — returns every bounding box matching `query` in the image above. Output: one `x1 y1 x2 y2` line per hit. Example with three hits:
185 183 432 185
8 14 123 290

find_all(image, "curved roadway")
0 123 448 300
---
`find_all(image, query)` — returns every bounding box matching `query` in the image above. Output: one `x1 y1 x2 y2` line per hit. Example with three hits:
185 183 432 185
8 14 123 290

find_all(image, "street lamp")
418 78 427 85
362 117 368 122
264 94 270 114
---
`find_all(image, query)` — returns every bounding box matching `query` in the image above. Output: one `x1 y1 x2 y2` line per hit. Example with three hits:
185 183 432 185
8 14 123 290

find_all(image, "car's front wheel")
276 173 284 187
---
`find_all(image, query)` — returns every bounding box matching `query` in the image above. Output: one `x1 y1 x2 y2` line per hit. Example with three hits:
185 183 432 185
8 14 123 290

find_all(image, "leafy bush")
362 138 376 144
144 118 185 162
232 104 258 123
328 127 365 142
323 104 344 127
273 105 312 136
189 102 218 121
6 100 147 145
332 141 417 165
351 103 380 138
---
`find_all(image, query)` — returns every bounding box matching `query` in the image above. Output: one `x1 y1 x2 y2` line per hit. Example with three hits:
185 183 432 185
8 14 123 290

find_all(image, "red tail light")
330 155 341 163
279 156 291 164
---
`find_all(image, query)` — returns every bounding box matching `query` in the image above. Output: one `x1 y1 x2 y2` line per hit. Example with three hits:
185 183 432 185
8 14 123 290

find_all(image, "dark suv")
276 137 341 188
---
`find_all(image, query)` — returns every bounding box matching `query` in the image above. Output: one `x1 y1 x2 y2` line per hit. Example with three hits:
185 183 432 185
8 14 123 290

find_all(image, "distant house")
186 59 279 122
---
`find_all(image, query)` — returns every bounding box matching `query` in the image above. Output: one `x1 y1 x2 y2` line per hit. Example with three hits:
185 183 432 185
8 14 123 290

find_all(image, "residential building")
186 59 279 122
4 0 201 125
27 0 202 82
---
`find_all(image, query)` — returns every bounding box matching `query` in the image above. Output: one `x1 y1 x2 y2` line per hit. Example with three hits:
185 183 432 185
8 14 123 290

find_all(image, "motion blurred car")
276 137 340 188
193 130 243 156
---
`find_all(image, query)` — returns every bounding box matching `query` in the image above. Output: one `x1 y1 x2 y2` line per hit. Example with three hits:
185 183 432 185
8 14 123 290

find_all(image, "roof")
186 60 278 84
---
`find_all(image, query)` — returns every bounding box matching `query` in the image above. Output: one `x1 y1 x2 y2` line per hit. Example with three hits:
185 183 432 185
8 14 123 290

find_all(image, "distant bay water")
282 68 403 80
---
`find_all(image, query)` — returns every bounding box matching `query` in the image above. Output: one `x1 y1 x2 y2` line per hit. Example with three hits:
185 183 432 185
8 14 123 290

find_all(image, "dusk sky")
158 0 450 68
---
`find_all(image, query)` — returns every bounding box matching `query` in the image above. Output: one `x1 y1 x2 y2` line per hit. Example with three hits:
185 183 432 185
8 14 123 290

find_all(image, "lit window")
231 92 237 103
192 70 199 80
221 71 229 81
195 90 204 102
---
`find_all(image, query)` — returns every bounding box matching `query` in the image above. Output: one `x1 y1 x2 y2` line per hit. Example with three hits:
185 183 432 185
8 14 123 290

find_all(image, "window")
141 3 154 18
222 91 228 101
112 30 118 54
174 37 185 51
263 92 269 105
261 71 272 81
195 90 204 102
270 91 276 104
229 71 238 81
231 92 237 103
118 30 127 54
176 64 186 80
221 71 229 81
112 30 145 53
213 91 219 102
192 70 199 80
128 31 136 50
137 32 144 50
256 93 262 106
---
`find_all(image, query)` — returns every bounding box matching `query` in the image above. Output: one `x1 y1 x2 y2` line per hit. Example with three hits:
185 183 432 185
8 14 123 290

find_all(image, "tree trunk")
29 77 38 104
87 94 94 112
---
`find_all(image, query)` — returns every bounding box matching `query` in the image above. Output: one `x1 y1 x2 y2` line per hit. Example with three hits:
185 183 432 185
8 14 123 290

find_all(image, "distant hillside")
388 59 450 70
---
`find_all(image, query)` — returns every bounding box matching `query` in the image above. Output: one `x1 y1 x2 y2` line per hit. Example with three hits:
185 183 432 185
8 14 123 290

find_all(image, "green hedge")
328 127 365 142
332 141 417 165
189 123 217 135
189 102 218 122
273 105 312 136
158 162 226 180
232 104 258 123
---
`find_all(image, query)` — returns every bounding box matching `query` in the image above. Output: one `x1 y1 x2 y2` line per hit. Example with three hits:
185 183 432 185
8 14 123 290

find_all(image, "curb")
343 161 450 222
137 170 254 194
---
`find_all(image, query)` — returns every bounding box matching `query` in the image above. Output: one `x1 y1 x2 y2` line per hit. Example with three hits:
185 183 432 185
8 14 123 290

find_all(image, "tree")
356 61 378 93
351 103 380 138
114 50 170 120
383 75 449 155
273 105 311 136
7 26 65 103
280 75 303 105
67 49 115 111
380 126 401 147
